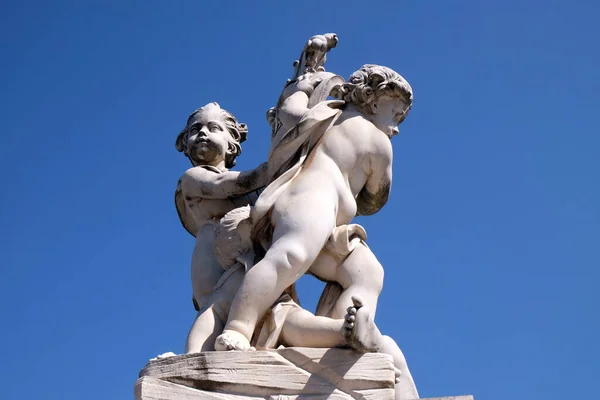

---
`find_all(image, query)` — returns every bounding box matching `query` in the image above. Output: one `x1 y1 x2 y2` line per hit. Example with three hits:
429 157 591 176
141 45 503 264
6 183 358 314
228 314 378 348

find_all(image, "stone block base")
135 347 472 400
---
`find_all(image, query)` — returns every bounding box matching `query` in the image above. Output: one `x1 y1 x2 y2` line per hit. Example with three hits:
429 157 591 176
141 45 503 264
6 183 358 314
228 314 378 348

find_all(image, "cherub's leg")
280 308 346 348
282 300 418 400
309 243 384 320
216 200 336 350
343 296 418 400
329 243 384 319
186 266 245 353
185 305 222 353
380 335 419 400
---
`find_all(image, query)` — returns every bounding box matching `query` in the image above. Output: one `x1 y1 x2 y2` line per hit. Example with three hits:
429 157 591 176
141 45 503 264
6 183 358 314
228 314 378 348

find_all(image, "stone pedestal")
135 347 472 400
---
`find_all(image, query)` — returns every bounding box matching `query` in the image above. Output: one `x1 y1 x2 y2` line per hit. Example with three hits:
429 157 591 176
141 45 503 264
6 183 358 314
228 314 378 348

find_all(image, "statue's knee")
382 335 408 369
371 262 384 292
355 245 384 292
273 246 313 280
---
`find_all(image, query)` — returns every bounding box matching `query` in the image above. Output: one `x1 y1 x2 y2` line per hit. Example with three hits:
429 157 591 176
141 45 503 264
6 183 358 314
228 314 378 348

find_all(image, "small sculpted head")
175 102 248 168
334 64 413 138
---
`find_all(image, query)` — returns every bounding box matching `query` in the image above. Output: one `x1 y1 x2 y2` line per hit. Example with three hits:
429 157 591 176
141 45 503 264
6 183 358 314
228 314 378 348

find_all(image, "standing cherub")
216 64 414 353
174 102 267 352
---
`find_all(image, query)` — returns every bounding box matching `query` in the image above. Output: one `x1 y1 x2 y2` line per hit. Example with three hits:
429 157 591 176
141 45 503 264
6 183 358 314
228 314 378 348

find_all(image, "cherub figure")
174 102 267 352
216 63 414 354
261 35 391 324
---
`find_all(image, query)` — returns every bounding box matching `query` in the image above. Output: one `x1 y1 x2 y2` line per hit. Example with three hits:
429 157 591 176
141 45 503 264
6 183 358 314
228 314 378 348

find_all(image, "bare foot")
214 330 255 351
342 296 383 353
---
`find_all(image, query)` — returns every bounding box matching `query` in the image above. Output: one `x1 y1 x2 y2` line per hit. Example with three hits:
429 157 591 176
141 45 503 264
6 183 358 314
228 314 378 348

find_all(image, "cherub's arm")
276 75 321 130
181 162 268 200
356 139 393 216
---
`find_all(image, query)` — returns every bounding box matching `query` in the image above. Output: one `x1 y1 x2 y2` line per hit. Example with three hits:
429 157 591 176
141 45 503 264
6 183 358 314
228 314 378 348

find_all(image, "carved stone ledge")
136 347 395 399
135 347 473 400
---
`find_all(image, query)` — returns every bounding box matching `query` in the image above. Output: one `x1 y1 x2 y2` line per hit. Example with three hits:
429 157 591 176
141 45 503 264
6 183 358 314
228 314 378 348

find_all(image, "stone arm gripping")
181 163 268 200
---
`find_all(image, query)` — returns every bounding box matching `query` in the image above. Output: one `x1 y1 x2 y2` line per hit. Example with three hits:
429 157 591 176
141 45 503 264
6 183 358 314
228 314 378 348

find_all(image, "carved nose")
194 130 208 143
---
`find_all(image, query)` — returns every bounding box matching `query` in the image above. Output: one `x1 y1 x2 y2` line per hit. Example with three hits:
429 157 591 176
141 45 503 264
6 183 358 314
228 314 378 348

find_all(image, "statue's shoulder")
174 165 225 237
178 165 224 190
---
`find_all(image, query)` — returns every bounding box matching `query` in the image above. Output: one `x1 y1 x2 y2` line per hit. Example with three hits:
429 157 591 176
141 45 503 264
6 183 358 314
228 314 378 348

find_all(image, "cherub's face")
370 96 408 139
186 108 231 167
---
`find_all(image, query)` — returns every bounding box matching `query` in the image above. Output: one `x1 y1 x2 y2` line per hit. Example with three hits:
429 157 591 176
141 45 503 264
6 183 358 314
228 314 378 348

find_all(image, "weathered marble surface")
136 349 473 400
136 348 396 400
136 377 473 400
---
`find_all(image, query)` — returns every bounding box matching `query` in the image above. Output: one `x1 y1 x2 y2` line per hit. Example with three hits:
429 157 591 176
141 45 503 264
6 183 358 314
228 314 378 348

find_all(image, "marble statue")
174 101 419 398
153 33 424 400
215 42 413 353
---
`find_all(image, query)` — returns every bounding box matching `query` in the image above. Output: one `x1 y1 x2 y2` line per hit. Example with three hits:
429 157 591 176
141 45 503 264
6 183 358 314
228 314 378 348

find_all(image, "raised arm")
356 140 393 216
181 162 268 200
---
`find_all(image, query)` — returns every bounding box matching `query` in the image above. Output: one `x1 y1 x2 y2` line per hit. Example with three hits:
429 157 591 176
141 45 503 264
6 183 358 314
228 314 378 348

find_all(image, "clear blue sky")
1 1 598 399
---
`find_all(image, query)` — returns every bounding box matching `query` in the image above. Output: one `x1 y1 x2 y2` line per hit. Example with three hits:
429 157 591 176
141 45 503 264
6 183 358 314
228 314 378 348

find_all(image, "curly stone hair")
175 102 248 168
333 64 413 123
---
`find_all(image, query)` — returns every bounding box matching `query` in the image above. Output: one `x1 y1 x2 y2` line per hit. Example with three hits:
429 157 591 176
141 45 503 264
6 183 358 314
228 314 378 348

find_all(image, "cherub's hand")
281 73 324 99
296 73 324 93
